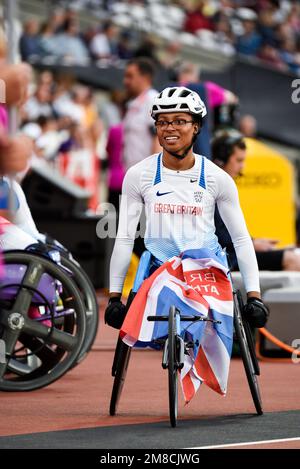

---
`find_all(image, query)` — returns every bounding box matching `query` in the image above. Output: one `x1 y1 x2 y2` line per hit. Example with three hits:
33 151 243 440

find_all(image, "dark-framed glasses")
155 119 194 129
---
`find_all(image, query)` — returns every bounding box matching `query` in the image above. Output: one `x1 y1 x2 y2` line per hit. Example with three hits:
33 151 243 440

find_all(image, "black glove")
243 297 269 328
104 297 127 330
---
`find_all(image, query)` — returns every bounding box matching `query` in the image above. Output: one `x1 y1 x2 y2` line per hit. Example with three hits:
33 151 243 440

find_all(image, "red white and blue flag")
120 248 234 403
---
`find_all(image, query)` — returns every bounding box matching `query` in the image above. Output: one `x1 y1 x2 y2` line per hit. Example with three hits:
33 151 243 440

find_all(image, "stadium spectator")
23 83 54 121
122 57 160 169
38 21 59 58
117 30 135 60
54 19 90 63
89 21 119 61
184 2 214 34
19 18 41 61
236 9 262 56
106 123 125 210
100 89 124 128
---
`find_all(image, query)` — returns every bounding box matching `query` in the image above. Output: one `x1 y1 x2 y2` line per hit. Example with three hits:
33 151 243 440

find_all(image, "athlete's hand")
243 297 269 328
105 297 127 329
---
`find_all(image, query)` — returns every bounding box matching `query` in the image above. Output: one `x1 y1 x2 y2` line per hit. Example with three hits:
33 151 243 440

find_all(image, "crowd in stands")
16 69 106 210
19 1 300 75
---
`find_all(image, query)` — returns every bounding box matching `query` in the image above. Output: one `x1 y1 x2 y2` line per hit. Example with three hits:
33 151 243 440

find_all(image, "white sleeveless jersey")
110 153 260 294
142 152 219 260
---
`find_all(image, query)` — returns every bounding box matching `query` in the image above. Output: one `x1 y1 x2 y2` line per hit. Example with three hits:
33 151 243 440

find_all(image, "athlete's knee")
282 249 300 271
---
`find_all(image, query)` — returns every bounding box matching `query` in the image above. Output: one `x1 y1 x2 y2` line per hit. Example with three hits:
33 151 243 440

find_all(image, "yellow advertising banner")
236 138 296 247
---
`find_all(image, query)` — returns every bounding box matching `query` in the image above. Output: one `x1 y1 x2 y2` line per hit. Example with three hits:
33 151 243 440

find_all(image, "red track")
0 296 299 448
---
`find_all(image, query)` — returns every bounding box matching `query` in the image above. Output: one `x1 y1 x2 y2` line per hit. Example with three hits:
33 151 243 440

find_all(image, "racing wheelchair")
109 250 263 427
0 248 88 391
41 236 99 365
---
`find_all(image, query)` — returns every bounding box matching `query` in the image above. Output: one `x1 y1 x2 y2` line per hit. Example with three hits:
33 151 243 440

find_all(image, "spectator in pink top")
106 123 125 211
0 105 8 129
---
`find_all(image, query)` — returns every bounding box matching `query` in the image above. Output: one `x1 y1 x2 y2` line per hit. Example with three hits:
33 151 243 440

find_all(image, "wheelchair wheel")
0 251 86 391
109 340 132 416
109 290 135 416
60 255 99 365
233 290 263 415
168 305 178 428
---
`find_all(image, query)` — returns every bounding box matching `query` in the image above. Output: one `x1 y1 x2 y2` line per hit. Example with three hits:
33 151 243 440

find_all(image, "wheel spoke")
19 334 60 368
12 261 45 315
22 318 78 351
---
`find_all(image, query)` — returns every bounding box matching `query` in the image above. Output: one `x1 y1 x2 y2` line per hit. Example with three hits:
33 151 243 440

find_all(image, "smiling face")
155 112 199 155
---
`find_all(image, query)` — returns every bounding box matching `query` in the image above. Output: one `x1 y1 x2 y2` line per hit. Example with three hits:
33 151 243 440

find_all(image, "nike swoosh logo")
156 191 173 197
190 179 198 183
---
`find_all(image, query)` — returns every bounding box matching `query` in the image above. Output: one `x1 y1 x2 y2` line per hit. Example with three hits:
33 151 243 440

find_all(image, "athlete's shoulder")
202 156 234 181
126 153 159 174
123 153 159 183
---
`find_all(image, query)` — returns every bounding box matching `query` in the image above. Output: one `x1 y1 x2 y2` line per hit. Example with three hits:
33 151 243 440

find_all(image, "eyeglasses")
155 119 194 129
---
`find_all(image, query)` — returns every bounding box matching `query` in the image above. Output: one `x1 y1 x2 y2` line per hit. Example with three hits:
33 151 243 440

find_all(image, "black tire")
0 251 86 391
233 291 263 415
242 316 260 376
109 290 135 416
60 256 99 364
236 291 260 375
109 341 131 416
168 305 178 428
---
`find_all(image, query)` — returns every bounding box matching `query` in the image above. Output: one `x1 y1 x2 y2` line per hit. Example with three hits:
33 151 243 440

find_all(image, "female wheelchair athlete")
0 247 90 391
109 250 263 427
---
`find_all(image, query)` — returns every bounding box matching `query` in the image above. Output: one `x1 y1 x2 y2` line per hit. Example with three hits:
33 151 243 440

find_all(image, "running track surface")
0 294 299 449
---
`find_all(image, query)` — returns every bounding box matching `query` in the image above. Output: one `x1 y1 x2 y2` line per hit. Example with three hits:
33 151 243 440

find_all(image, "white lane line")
187 436 300 449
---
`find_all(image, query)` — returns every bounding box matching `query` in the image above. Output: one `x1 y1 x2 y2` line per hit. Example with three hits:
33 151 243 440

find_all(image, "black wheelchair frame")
109 285 263 427
41 238 99 365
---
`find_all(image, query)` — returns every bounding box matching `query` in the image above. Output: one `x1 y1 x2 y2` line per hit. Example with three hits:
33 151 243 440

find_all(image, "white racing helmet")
151 86 207 120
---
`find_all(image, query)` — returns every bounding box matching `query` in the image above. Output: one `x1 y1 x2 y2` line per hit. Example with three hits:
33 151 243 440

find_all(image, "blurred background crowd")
18 0 300 74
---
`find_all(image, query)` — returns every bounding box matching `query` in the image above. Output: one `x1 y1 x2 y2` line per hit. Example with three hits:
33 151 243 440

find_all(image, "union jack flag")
120 248 234 403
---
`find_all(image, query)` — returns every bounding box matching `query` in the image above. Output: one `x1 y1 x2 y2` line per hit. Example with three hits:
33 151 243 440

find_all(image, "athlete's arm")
109 165 144 296
216 171 260 296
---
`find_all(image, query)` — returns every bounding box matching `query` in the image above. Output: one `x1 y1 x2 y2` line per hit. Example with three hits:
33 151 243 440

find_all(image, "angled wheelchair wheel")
109 339 132 416
233 290 263 415
60 255 99 365
0 251 86 391
168 305 179 428
109 290 135 416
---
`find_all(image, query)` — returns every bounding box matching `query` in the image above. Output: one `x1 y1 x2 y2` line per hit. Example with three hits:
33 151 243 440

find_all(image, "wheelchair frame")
109 251 263 426
0 250 87 391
